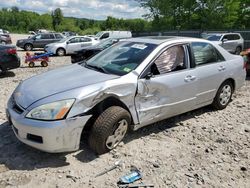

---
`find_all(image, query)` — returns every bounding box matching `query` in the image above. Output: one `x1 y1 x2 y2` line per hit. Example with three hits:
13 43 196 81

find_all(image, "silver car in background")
7 37 246 154
45 36 99 56
204 33 244 55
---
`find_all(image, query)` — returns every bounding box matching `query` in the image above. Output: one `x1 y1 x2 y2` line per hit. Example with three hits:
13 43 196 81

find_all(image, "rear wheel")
24 44 33 51
212 81 233 110
88 106 131 154
1 41 6 45
56 48 65 56
41 61 48 67
235 46 242 55
29 62 35 68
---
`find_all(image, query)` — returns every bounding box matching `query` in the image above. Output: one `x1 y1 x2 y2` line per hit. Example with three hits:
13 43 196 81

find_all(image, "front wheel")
212 81 233 110
24 44 33 51
88 106 131 154
56 48 65 56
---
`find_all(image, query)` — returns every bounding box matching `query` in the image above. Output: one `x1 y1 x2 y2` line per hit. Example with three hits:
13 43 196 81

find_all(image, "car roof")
126 36 207 45
205 32 241 35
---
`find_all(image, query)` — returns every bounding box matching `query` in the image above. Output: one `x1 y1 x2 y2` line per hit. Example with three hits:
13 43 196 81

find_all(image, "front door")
66 37 82 54
135 44 197 126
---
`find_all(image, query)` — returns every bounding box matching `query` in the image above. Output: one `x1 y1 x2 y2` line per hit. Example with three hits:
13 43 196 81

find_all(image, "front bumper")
44 46 56 54
7 101 91 153
16 41 24 49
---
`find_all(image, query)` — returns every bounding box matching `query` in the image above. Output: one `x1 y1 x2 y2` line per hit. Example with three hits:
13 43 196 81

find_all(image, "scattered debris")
118 167 142 184
95 160 123 178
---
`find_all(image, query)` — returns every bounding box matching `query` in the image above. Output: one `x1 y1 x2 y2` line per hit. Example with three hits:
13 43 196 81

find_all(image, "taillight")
6 48 16 54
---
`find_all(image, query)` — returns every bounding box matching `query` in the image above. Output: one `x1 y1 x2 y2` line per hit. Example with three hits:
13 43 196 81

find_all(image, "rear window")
223 34 241 41
206 34 222 41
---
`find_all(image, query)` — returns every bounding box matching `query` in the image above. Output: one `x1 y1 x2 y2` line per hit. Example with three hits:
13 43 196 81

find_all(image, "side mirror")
222 38 228 43
145 72 153 80
66 41 70 44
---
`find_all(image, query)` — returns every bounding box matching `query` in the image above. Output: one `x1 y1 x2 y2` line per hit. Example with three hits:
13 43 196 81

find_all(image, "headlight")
26 99 75 120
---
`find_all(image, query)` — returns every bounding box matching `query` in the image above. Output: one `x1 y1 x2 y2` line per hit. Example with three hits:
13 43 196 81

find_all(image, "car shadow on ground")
123 106 214 145
0 71 15 78
0 121 70 171
246 76 250 80
19 65 47 69
76 105 214 163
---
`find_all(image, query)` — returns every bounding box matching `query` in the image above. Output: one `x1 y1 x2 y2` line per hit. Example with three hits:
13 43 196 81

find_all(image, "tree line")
0 7 151 34
137 0 249 30
0 1 249 35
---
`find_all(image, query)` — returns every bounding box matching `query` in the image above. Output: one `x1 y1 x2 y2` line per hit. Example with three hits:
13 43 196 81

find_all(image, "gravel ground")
0 34 249 188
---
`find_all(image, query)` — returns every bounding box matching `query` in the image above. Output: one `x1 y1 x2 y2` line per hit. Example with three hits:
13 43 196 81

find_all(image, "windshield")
206 34 222 41
59 37 69 43
95 32 104 38
84 41 157 76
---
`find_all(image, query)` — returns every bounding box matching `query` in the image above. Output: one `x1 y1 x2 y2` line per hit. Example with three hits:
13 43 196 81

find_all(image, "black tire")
88 106 131 155
56 48 66 56
235 46 242 55
24 43 33 51
212 81 233 110
41 61 48 67
29 62 35 68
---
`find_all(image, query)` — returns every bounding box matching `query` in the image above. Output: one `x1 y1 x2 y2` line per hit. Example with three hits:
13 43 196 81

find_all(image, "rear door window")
41 34 51 39
49 34 55 39
55 34 63 39
80 37 91 42
69 37 80 43
191 42 225 66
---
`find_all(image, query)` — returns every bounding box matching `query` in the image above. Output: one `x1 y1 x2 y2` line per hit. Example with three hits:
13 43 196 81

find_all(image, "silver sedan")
7 37 246 154
45 36 99 56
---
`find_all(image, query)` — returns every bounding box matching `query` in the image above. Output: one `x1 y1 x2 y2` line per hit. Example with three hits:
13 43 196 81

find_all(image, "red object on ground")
24 52 50 68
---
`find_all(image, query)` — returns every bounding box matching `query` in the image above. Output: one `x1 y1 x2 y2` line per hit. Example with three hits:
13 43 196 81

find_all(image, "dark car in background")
0 45 20 73
0 34 12 44
71 38 119 63
16 33 64 51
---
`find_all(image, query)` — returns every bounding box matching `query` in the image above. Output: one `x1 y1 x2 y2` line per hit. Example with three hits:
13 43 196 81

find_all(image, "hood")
14 64 119 108
76 46 102 53
47 42 62 47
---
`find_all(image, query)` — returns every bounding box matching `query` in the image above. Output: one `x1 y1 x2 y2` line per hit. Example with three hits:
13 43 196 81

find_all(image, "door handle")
218 66 226 71
184 75 196 82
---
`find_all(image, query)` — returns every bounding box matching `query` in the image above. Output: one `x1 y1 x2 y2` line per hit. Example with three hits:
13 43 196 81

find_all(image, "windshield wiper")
84 62 109 74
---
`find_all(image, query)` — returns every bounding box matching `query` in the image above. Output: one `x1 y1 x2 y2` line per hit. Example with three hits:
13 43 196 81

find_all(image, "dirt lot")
0 34 249 188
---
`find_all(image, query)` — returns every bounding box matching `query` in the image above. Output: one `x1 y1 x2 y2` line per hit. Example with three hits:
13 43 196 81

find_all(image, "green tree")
51 8 63 30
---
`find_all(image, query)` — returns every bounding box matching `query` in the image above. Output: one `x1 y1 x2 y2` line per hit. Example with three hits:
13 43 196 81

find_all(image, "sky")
0 0 148 20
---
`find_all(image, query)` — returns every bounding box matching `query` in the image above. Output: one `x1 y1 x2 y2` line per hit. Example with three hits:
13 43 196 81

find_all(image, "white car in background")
45 36 99 56
203 33 244 55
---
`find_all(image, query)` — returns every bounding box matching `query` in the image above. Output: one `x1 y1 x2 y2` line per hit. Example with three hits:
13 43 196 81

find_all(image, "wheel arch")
223 78 235 93
82 96 135 133
56 47 66 55
24 43 33 49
